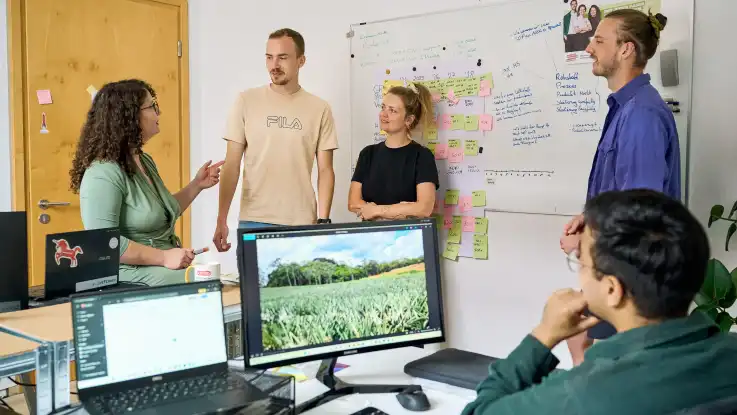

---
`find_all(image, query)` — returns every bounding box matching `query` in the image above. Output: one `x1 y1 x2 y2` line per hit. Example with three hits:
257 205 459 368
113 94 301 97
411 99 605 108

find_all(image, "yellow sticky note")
426 127 438 141
451 115 465 130
427 142 438 154
472 190 487 207
474 217 488 235
433 214 444 229
464 140 479 156
462 77 481 96
445 189 460 205
448 139 461 149
465 115 479 131
443 243 460 261
473 234 488 260
448 218 462 244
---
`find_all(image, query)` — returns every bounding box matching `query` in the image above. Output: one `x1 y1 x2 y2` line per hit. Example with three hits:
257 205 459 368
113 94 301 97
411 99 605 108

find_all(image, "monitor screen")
239 219 445 368
72 282 227 390
0 211 28 312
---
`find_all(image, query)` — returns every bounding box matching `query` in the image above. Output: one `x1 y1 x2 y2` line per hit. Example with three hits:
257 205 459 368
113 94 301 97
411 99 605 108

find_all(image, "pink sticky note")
448 148 464 163
443 209 454 230
480 114 494 131
433 198 443 214
434 143 448 160
479 80 491 97
462 216 475 232
431 92 441 103
460 196 473 212
36 89 52 105
447 89 460 105
440 114 452 130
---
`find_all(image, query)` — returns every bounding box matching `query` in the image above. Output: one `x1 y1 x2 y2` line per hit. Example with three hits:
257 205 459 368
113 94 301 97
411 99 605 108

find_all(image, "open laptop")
0 211 29 313
71 281 264 414
30 228 141 306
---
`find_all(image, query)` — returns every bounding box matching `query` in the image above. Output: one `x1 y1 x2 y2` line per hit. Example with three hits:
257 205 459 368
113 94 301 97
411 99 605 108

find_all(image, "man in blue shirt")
559 9 680 365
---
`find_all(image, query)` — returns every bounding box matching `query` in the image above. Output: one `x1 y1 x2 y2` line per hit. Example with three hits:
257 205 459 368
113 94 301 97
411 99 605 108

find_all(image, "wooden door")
8 0 190 286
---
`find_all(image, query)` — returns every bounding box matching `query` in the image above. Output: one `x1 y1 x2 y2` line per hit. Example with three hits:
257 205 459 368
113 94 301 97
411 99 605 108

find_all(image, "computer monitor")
0 211 29 312
71 281 227 395
237 218 445 410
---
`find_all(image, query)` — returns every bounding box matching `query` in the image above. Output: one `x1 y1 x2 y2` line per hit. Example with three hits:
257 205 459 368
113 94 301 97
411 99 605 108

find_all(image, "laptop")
71 281 261 414
30 228 141 306
0 211 29 313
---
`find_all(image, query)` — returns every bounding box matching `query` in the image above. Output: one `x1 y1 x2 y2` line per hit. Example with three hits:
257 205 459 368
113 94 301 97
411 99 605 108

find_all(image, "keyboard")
88 372 242 414
350 407 390 415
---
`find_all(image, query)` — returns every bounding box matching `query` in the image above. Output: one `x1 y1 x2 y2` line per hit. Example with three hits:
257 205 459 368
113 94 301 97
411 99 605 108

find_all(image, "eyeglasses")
141 98 160 116
566 250 586 273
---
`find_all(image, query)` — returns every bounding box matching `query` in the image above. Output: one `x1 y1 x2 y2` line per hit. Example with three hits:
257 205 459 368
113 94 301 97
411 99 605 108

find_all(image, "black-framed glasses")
141 98 160 115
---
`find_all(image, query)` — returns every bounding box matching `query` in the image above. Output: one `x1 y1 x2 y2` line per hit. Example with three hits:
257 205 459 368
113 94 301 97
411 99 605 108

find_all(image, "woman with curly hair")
70 79 223 286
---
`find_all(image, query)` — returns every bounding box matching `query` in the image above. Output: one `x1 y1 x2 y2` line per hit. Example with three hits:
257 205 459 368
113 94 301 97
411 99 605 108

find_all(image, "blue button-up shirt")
585 74 681 340
586 74 681 201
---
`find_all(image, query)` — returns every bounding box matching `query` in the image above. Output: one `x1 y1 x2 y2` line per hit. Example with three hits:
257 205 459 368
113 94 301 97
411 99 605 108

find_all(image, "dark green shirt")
462 313 737 415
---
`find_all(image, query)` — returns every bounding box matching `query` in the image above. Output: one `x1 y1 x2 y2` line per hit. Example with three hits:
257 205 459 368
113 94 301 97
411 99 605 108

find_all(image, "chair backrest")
672 395 737 415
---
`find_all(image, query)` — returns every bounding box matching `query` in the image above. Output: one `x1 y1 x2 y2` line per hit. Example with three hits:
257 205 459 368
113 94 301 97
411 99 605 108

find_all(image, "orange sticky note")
449 148 464 163
479 80 491 97
434 143 448 160
36 89 52 105
460 196 473 212
462 216 475 232
480 114 494 131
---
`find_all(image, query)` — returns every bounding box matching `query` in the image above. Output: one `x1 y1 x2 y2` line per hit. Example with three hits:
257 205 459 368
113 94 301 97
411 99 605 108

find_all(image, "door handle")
38 199 71 210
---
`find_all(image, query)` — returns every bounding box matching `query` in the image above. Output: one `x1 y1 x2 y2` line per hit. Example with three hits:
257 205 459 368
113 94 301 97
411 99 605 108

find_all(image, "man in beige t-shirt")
213 28 338 252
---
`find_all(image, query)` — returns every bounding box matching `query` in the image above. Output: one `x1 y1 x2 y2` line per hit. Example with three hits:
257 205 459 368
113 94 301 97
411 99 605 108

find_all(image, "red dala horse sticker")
53 239 83 268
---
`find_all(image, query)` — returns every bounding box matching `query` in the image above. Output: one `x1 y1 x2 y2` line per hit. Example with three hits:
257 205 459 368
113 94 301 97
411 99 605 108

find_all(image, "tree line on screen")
261 257 424 288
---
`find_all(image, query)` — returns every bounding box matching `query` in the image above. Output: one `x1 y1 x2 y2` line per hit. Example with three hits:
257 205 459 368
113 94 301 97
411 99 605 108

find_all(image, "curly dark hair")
69 79 157 193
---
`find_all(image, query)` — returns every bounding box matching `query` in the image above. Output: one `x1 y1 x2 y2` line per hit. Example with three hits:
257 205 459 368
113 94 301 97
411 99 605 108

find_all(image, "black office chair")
671 395 737 415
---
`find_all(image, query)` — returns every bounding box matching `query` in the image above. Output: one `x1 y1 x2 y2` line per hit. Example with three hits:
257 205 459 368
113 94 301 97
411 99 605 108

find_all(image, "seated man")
462 189 737 415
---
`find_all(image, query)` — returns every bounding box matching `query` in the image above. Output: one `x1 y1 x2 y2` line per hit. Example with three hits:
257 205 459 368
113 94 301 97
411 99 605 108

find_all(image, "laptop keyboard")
89 372 241 414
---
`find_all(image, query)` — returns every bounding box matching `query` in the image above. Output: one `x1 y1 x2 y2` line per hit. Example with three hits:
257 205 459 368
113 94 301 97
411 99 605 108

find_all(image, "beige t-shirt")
224 85 338 225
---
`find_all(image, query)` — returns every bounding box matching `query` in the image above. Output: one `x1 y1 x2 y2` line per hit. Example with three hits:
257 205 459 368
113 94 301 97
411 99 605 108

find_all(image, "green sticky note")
474 217 488 235
433 214 444 229
448 139 461 149
464 115 479 131
426 127 438 141
447 217 462 244
443 243 460 261
481 72 495 89
473 234 488 260
472 190 487 207
464 140 479 156
451 115 465 130
445 189 460 205
463 77 480 96
426 142 438 154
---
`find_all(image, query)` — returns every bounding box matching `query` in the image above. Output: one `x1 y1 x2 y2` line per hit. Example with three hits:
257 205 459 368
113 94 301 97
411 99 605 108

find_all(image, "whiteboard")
349 0 693 216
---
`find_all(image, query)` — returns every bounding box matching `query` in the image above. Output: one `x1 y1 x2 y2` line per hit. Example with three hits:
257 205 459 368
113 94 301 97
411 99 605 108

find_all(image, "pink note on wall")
448 148 464 163
441 114 452 130
479 80 491 97
460 196 473 212
434 143 448 160
480 114 494 131
443 207 454 230
462 216 475 232
433 198 441 214
36 89 52 105
447 89 460 105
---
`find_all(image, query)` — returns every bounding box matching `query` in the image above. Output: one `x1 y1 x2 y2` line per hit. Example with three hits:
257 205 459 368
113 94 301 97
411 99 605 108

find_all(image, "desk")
292 347 474 414
0 331 38 378
0 330 54 415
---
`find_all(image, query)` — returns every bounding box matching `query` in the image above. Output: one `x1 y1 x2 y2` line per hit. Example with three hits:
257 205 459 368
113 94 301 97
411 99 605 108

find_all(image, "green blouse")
79 153 185 286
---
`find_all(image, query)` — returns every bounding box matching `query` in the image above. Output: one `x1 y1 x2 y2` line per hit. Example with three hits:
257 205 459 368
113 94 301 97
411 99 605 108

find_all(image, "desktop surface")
238 219 446 370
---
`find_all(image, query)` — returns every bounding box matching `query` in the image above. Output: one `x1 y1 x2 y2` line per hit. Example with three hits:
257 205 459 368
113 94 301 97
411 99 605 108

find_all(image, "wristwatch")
317 218 332 224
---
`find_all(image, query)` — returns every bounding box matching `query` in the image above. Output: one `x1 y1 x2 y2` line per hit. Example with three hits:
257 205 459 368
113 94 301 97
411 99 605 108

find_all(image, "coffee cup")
185 261 221 282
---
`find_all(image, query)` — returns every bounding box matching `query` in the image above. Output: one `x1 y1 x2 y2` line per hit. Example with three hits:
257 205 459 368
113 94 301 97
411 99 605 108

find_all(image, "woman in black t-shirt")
349 82 439 221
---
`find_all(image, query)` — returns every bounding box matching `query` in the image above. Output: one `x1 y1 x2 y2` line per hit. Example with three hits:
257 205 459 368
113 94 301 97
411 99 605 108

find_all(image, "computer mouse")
396 388 431 412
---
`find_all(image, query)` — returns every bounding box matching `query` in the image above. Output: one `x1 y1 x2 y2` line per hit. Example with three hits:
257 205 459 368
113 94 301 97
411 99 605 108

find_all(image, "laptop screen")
72 282 227 390
45 228 120 298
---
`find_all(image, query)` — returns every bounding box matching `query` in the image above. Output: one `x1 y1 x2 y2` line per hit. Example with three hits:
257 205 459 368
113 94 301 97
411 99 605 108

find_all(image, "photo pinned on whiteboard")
40 112 49 134
561 0 662 64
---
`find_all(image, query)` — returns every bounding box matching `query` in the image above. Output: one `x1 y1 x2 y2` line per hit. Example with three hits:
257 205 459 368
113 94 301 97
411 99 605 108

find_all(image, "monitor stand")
296 357 420 413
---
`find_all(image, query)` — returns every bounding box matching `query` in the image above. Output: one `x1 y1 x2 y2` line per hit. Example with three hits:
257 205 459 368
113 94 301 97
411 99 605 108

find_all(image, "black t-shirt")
351 141 439 205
